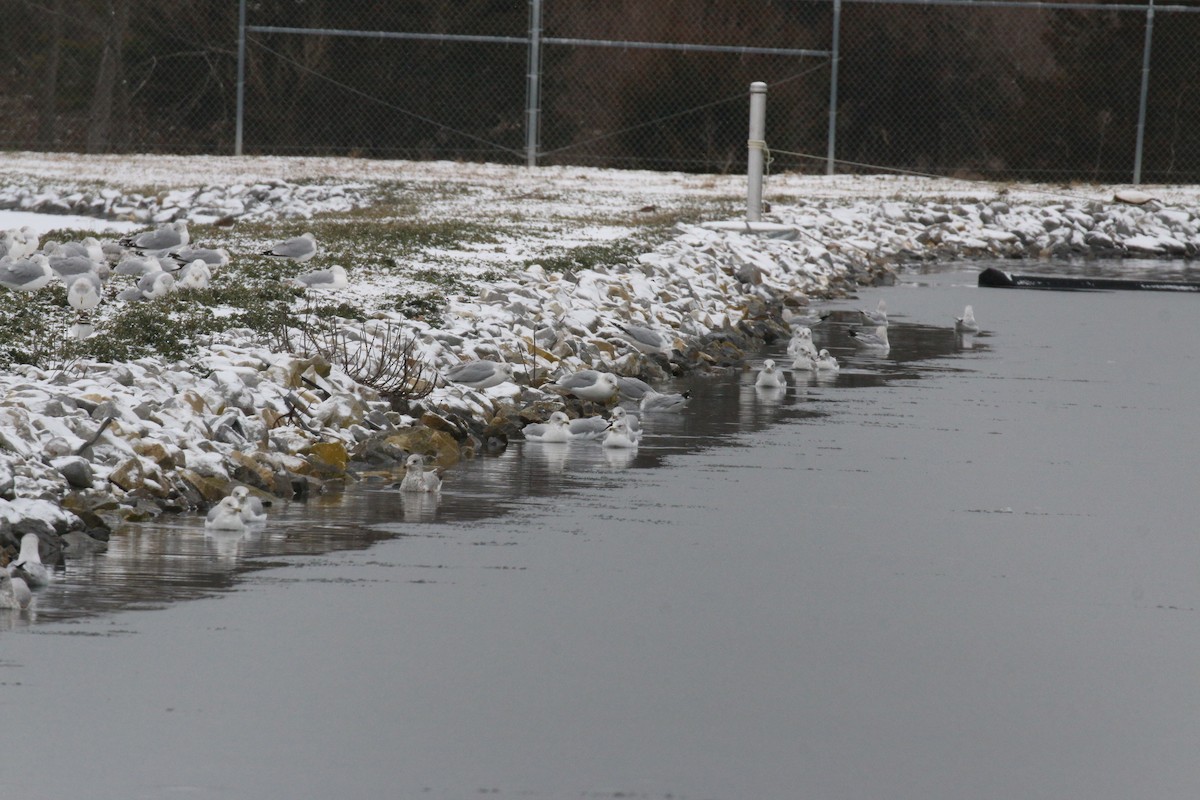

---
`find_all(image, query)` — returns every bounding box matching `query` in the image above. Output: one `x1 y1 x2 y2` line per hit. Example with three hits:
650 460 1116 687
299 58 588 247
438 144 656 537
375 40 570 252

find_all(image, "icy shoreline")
2 152 1198 570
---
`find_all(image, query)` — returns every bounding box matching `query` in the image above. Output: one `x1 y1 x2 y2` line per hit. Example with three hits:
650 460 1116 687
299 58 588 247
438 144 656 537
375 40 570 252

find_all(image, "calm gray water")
5 262 1200 800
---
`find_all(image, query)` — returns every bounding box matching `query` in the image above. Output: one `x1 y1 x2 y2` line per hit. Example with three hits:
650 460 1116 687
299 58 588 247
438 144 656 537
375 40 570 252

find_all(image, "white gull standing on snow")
444 360 515 390
615 324 674 356
262 232 318 262
546 370 620 403
289 264 348 290
0 254 54 292
120 220 189 253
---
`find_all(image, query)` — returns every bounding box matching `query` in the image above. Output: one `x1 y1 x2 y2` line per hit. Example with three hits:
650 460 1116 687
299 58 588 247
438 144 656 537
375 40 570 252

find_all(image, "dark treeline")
2 0 1198 182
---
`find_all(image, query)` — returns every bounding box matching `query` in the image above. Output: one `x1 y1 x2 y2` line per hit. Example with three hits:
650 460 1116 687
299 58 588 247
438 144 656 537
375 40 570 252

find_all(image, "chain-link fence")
3 1 1199 184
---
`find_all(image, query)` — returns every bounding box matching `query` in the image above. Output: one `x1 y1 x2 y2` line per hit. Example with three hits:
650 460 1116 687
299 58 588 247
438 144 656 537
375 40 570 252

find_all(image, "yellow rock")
302 441 349 476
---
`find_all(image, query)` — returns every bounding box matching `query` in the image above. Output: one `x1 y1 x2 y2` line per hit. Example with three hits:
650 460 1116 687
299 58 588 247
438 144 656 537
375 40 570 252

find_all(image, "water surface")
4 263 1200 800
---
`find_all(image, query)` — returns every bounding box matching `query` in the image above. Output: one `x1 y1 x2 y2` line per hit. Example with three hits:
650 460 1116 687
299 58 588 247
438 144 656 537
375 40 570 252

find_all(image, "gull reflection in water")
401 490 440 522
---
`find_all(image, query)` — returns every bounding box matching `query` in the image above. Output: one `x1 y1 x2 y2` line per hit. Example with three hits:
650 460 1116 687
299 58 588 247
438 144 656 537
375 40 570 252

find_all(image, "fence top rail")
247 25 829 58
832 0 1199 12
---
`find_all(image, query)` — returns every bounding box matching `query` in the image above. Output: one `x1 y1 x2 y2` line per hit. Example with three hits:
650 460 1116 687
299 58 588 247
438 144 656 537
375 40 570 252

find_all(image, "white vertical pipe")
1133 0 1155 185
525 0 543 167
826 0 841 175
235 0 246 156
747 81 767 222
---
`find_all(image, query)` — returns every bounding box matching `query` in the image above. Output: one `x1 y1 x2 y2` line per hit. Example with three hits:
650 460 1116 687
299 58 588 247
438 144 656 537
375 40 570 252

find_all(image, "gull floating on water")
8 533 49 588
522 411 574 443
602 417 639 449
787 327 817 358
205 496 247 531
848 325 890 351
609 406 642 442
547 370 620 403
0 571 31 610
444 360 515 390
230 485 268 524
859 299 888 327
755 358 786 388
120 220 189 253
812 349 840 373
955 304 980 332
400 453 442 493
567 413 614 440
262 232 318 263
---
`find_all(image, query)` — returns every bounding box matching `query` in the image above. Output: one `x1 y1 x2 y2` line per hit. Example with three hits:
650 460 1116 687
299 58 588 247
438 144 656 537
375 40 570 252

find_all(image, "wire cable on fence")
767 146 1132 206
246 37 527 159
540 61 831 160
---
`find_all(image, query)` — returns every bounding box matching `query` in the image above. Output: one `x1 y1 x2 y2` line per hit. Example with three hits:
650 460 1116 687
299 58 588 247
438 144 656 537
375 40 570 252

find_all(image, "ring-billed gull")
602 417 639 449
400 453 442 493
754 358 786 388
566 413 612 440
173 260 211 291
0 254 54 291
787 327 817 358
812 349 840 373
522 411 574 443
791 349 815 370
546 370 620 402
168 246 230 270
955 305 980 332
120 220 189 252
616 375 654 404
444 360 515 390
230 486 268 524
859 299 888 326
289 264 348 290
0 571 32 610
205 496 247 531
262 232 318 263
67 272 103 312
609 406 642 442
616 324 674 356
639 389 689 412
8 533 49 587
848 325 890 351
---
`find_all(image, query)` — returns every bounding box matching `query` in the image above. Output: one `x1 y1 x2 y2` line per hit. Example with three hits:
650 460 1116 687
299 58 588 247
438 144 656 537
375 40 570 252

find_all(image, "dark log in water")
978 266 1200 292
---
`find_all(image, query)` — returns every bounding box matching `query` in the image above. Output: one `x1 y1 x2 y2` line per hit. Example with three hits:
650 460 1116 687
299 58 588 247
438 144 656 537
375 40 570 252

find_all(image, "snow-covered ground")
2 151 1199 567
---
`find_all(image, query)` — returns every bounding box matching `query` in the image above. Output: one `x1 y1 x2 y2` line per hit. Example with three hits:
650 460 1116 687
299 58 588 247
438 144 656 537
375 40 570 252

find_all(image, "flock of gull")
0 221 343 338
756 297 981 388
0 217 984 609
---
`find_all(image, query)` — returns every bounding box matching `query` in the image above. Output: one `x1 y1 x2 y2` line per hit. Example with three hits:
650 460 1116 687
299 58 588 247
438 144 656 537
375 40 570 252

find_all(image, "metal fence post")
826 0 841 175
525 0 543 167
748 82 767 222
1133 0 1155 185
235 0 246 156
